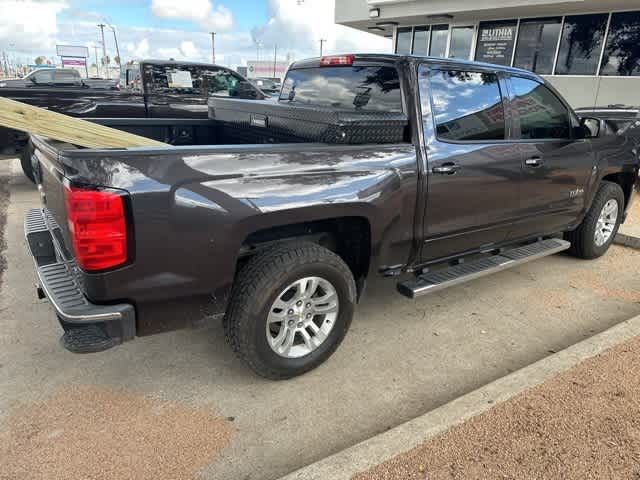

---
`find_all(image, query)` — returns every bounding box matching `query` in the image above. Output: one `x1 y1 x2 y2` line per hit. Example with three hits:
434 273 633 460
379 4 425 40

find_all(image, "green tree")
34 56 45 65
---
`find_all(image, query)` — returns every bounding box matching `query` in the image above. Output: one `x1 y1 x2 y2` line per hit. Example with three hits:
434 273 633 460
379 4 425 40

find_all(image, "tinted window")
513 17 562 74
511 77 571 139
600 11 640 76
54 70 79 83
147 64 254 97
449 26 474 59
396 28 412 54
430 25 449 57
412 26 429 55
33 70 53 83
429 70 505 141
556 14 608 75
280 66 402 113
475 20 518 66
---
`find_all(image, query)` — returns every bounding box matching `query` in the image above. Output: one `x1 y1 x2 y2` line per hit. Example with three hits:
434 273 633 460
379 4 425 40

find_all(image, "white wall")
545 77 640 109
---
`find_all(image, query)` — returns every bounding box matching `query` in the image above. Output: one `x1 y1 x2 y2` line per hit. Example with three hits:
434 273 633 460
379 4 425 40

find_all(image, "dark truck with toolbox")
24 54 639 379
1 60 263 165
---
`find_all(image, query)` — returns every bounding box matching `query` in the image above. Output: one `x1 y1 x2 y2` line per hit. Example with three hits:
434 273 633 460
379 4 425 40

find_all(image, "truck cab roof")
289 53 542 81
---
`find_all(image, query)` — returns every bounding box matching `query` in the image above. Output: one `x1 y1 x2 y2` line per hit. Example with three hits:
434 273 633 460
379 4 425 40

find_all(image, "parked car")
0 68 118 90
0 60 263 165
24 54 639 379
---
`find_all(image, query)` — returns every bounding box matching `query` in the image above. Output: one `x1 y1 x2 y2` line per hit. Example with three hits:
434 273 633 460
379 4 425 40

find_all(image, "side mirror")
580 116 602 139
29 75 38 84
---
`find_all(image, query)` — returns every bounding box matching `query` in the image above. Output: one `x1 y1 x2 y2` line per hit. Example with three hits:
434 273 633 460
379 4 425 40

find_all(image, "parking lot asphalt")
1 158 639 480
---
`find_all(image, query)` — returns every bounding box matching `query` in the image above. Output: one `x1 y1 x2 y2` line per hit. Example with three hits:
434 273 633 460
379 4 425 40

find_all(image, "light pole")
210 32 216 64
106 22 121 78
319 39 326 57
97 23 109 79
93 45 100 78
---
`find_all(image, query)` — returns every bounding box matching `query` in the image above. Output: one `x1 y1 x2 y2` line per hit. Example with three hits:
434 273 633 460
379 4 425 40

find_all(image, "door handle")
524 156 544 167
432 163 461 175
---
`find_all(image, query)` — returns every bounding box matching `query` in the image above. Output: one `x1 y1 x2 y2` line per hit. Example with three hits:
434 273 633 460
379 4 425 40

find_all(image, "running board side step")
397 238 571 299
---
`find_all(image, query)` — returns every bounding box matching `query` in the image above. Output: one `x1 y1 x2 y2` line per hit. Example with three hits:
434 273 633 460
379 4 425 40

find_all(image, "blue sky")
1 0 391 68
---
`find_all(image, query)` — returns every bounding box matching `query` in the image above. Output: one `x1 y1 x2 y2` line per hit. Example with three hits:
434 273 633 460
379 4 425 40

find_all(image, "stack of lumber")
0 96 168 148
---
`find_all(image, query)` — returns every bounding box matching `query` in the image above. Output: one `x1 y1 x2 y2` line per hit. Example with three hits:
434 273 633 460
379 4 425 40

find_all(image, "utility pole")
273 44 277 78
97 23 109 79
319 39 327 57
107 23 121 78
210 32 216 64
93 46 100 78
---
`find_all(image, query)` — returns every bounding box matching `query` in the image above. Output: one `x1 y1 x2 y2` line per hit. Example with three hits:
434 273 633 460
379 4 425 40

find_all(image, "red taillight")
64 185 128 271
320 54 355 67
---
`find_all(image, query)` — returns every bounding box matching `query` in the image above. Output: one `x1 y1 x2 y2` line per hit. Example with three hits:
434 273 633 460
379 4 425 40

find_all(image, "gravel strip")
0 385 234 480
353 335 640 480
0 161 9 291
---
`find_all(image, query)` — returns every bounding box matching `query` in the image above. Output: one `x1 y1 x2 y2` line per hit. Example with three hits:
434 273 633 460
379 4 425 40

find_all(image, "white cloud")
157 40 203 60
150 0 233 32
252 0 391 57
0 0 67 56
126 38 150 58
1 0 390 70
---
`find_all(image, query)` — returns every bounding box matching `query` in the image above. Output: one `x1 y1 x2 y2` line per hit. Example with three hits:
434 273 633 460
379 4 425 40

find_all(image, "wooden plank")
0 96 168 149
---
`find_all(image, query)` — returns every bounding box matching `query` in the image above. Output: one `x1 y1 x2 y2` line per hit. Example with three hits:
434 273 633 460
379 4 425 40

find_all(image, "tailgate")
30 135 75 252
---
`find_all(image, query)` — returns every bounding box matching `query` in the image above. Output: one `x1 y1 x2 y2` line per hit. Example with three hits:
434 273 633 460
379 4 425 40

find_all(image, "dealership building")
335 0 640 108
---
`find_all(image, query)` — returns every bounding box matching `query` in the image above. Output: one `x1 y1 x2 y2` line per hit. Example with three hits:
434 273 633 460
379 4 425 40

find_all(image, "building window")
600 11 640 76
428 70 506 142
475 20 518 66
555 13 608 75
396 27 412 54
449 26 475 59
511 76 571 140
513 17 562 74
430 25 449 57
413 26 429 55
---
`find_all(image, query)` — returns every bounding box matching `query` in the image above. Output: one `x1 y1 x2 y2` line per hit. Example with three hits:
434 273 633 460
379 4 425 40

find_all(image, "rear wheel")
20 145 35 184
223 242 356 380
565 181 624 259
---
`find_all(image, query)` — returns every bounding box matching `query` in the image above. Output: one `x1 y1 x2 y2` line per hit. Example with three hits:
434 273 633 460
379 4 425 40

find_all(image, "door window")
33 70 54 83
54 70 79 84
511 77 571 140
427 69 506 142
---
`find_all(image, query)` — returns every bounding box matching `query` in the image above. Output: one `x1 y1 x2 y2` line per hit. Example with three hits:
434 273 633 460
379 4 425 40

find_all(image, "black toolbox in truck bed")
208 97 409 144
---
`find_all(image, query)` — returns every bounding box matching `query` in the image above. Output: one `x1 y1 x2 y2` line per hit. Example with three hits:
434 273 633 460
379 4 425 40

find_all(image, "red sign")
62 58 86 67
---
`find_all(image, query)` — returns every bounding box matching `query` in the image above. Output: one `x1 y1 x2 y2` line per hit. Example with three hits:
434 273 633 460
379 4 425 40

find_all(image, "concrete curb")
614 232 640 250
278 314 640 480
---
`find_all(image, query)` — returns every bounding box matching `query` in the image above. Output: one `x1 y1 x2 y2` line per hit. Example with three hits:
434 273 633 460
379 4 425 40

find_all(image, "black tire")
20 144 35 184
565 181 624 259
224 241 356 380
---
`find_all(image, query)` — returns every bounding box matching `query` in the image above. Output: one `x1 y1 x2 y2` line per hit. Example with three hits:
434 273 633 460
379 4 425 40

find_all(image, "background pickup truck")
0 59 263 158
24 54 639 380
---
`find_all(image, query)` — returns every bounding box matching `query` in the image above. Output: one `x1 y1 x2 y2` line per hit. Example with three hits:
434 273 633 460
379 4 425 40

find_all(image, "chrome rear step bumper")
24 208 136 352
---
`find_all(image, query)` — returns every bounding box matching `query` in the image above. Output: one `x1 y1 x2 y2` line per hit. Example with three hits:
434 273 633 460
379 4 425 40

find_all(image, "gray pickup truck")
24 54 639 379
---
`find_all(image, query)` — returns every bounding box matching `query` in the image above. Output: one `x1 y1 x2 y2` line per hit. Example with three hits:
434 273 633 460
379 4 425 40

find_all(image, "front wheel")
224 242 356 380
565 181 624 259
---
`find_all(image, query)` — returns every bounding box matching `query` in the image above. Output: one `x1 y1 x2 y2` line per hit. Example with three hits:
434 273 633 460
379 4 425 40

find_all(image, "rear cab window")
279 65 403 112
146 64 257 97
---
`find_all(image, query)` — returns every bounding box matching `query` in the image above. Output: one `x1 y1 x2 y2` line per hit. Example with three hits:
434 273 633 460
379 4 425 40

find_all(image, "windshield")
279 66 402 112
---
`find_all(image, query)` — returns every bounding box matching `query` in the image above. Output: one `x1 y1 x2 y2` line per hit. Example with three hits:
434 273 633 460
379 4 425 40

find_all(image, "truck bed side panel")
55 143 419 318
